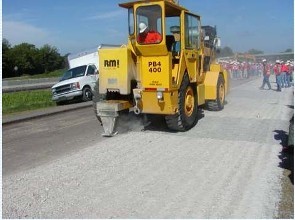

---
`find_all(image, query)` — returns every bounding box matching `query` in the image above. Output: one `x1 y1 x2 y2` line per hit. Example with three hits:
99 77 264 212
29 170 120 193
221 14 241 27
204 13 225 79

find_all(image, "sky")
2 0 294 55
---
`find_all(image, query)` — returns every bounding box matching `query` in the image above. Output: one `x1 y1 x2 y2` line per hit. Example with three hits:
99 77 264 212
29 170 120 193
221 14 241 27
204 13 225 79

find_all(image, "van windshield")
60 65 87 81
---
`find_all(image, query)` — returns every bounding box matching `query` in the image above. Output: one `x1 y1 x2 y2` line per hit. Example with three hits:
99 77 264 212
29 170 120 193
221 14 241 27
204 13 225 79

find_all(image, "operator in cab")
137 22 162 44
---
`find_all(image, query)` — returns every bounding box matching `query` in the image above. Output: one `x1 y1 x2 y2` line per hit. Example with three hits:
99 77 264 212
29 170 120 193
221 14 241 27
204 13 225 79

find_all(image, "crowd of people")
271 60 294 91
219 60 264 79
218 59 294 91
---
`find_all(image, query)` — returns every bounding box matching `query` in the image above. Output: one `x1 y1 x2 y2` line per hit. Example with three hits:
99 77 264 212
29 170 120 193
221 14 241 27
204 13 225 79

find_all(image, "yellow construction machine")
94 0 229 136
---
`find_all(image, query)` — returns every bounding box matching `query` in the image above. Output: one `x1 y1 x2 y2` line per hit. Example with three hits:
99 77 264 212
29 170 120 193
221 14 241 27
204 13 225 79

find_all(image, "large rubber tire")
165 74 198 131
206 74 225 111
82 86 93 102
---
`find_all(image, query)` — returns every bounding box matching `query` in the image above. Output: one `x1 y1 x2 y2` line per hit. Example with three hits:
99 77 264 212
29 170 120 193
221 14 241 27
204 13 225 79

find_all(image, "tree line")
217 47 264 57
3 38 292 78
1 39 245 78
2 39 67 78
218 46 293 58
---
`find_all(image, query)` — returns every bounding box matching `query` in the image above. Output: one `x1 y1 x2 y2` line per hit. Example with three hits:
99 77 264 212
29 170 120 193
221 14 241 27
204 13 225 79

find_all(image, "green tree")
2 38 11 51
8 43 40 76
2 38 12 78
38 44 64 73
247 49 264 55
218 46 234 57
283 48 293 53
3 40 66 78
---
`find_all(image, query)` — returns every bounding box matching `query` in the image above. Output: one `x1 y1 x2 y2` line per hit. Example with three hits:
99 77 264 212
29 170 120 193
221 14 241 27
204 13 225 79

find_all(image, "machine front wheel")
165 74 198 131
206 74 225 111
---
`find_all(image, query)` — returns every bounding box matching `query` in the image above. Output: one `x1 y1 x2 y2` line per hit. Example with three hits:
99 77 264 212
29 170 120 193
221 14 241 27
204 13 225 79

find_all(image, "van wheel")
165 74 198 131
82 87 93 101
206 74 225 111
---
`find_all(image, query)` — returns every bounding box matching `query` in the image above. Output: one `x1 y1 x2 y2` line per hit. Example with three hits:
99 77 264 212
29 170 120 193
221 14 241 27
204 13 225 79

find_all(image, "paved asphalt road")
2 76 294 218
2 77 254 125
2 77 59 93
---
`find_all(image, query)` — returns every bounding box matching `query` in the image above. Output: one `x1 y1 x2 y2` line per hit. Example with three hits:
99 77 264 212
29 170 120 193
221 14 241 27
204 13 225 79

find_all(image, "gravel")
3 77 293 218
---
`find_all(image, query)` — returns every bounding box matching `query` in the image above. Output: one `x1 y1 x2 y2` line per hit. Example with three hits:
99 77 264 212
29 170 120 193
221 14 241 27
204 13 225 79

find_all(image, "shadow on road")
56 98 86 105
274 129 294 185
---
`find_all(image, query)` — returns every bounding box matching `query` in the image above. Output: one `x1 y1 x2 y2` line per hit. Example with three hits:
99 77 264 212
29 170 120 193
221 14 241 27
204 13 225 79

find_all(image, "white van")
52 48 99 104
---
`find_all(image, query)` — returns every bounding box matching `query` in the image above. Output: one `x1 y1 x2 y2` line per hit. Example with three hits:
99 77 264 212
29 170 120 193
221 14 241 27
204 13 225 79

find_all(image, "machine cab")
120 0 201 58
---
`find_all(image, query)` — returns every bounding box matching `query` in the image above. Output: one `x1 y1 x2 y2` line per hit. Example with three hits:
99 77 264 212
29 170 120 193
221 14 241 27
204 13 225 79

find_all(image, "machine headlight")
157 91 164 101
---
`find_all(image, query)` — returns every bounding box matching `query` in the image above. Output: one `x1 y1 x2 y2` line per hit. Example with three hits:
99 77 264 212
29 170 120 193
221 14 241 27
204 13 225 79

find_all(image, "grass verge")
4 69 66 80
3 89 56 115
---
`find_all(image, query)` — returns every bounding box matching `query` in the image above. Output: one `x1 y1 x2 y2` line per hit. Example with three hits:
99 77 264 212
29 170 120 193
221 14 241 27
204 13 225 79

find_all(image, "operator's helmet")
139 22 147 33
170 26 180 34
262 59 266 62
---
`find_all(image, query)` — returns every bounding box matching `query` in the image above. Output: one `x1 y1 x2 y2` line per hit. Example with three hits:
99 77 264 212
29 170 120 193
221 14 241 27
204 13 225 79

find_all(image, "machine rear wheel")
206 74 225 111
165 74 198 131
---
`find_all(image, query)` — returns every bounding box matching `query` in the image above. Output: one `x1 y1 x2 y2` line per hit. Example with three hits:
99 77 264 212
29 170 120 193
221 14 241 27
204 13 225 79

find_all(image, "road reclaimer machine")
94 0 229 136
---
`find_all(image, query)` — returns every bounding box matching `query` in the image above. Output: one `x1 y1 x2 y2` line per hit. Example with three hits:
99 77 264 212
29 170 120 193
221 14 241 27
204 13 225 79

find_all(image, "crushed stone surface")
3 78 293 218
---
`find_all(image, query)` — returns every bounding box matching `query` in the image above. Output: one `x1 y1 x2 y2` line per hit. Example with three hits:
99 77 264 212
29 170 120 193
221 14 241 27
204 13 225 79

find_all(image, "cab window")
185 14 200 49
135 5 163 45
128 8 134 35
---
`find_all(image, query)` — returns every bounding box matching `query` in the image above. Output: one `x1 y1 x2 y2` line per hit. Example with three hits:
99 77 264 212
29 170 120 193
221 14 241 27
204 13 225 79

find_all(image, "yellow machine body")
99 47 136 95
95 0 229 135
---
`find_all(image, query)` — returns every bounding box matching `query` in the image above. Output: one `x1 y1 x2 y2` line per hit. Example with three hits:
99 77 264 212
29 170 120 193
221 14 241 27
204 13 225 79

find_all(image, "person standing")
280 61 287 88
237 62 242 79
285 61 291 87
273 60 282 91
290 62 294 85
260 59 271 90
232 62 238 79
257 63 263 76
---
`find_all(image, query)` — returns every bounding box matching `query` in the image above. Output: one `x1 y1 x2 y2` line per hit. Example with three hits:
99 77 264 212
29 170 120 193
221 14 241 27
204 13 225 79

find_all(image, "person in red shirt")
282 61 291 87
280 61 288 88
137 22 162 44
273 60 282 91
259 59 271 90
287 61 292 86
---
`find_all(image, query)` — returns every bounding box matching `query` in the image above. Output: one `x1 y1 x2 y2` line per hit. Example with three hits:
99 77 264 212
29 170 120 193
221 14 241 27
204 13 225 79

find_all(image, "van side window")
86 65 95 75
